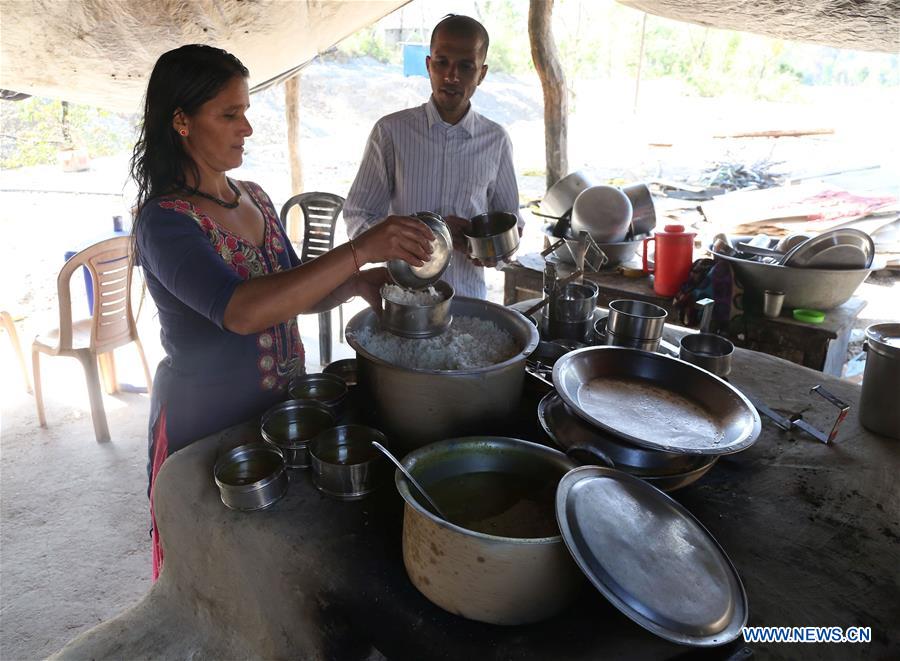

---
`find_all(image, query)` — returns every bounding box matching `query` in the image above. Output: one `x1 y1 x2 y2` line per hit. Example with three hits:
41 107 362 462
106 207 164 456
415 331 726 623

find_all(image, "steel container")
308 425 389 500
323 359 358 387
396 437 583 625
288 373 348 416
605 329 661 352
607 299 668 340
711 247 874 310
381 280 454 338
860 323 900 440
260 400 335 468
622 183 656 236
679 333 735 378
345 297 540 451
465 212 520 267
388 212 453 289
542 171 599 218
542 225 644 268
213 443 288 511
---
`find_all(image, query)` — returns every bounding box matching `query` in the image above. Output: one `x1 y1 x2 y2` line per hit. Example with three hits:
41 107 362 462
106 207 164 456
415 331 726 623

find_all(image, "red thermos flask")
642 224 696 297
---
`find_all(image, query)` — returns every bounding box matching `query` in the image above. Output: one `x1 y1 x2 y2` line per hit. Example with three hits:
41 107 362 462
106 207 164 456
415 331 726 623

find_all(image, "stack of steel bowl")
604 299 667 351
547 282 598 342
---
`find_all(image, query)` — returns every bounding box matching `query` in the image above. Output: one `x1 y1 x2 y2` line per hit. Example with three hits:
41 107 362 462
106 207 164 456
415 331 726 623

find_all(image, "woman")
131 44 433 579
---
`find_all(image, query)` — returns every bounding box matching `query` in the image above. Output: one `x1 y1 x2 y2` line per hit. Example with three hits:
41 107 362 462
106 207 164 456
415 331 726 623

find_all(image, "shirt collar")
425 96 475 138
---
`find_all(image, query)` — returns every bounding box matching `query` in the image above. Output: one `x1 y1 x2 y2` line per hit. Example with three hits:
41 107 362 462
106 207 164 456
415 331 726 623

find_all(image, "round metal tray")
552 347 761 456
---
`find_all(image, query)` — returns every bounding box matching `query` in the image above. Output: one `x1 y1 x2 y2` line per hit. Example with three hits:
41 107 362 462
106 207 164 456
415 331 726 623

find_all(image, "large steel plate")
556 466 748 646
552 347 760 455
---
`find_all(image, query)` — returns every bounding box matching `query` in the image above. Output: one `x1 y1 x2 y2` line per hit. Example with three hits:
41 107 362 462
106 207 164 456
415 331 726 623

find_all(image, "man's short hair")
430 14 489 60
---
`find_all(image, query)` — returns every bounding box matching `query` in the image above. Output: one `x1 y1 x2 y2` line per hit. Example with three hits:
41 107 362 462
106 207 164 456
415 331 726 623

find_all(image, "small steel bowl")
679 333 735 378
381 280 454 338
323 359 358 387
213 443 288 511
308 425 389 500
388 212 453 288
465 212 520 267
260 400 335 468
288 373 348 416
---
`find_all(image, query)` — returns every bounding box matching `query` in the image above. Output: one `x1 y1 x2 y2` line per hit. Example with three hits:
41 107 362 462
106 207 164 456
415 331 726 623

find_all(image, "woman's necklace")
183 178 241 209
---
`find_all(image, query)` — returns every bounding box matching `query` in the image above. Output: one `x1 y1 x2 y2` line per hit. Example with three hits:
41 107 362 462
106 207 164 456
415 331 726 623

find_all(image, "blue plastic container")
402 44 429 77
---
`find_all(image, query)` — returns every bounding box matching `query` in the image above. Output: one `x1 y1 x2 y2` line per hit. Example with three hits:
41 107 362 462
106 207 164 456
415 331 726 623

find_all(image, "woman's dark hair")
129 44 249 216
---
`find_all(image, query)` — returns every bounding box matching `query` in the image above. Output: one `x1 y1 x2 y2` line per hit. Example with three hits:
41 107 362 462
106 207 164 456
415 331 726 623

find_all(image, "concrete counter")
53 349 900 660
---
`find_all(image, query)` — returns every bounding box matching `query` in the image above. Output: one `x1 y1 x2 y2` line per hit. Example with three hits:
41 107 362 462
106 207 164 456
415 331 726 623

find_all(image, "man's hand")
443 215 472 253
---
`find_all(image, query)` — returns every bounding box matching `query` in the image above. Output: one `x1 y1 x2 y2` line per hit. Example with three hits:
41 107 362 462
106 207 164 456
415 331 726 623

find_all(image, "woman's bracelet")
349 239 361 273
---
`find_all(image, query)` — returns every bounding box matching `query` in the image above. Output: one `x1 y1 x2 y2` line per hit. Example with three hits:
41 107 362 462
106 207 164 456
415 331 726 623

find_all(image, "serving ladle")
371 441 451 522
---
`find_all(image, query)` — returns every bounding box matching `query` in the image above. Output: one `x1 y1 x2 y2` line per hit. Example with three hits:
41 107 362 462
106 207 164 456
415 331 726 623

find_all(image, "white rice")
356 315 519 371
381 284 444 306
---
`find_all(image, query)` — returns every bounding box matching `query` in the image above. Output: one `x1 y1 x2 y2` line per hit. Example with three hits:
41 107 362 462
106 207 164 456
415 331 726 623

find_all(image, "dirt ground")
1 57 898 660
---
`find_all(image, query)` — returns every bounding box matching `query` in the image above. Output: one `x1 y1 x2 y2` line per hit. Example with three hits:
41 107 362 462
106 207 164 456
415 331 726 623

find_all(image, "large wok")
552 347 760 456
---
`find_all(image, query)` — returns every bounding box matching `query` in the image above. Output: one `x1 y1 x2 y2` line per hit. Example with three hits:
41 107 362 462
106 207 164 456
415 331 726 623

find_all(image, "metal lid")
387 212 453 289
555 466 748 646
866 322 900 359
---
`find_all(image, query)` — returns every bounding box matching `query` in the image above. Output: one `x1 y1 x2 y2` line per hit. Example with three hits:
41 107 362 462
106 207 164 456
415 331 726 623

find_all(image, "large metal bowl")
345 297 540 450
542 225 644 268
711 246 874 310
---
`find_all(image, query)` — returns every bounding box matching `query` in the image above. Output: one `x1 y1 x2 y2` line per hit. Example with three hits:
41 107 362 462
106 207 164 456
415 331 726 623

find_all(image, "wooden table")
54 350 900 661
503 259 866 376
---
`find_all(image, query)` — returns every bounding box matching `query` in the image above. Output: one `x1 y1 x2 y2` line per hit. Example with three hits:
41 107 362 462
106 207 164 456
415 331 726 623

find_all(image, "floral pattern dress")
137 180 304 463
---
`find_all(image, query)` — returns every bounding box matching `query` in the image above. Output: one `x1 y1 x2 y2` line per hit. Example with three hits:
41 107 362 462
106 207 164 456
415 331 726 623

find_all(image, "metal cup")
679 333 735 378
607 299 667 340
763 290 785 318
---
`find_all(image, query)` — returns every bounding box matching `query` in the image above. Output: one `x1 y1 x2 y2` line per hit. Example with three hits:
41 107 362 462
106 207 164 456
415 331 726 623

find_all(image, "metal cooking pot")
607 299 667 340
396 436 583 625
622 183 656 236
345 297 540 451
859 323 900 439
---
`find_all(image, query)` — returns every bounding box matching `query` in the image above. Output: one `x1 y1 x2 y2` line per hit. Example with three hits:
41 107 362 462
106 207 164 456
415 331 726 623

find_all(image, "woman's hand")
354 215 435 266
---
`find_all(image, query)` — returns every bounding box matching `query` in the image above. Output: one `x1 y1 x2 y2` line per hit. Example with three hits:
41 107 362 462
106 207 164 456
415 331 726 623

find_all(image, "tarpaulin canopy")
0 0 411 112
620 0 900 53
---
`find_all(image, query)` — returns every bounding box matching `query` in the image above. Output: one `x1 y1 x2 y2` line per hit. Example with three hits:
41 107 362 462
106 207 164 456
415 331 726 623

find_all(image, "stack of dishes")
710 229 877 310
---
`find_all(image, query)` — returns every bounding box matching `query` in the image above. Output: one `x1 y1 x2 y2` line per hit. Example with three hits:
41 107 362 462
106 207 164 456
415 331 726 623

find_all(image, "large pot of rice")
345 297 540 450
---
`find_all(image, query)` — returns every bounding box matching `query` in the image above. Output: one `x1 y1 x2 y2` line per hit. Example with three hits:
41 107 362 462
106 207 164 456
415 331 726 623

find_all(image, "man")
343 14 521 299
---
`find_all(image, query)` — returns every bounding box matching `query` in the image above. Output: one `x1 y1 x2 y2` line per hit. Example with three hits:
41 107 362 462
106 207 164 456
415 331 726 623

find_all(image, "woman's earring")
179 129 187 136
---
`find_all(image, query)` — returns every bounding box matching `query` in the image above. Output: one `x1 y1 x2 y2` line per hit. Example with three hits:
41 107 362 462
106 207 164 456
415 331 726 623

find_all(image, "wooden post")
633 13 647 114
528 0 568 190
284 74 304 244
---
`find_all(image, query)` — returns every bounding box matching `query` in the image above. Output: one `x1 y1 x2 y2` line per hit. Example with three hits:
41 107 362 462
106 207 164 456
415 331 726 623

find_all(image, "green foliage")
336 27 398 64
0 97 135 168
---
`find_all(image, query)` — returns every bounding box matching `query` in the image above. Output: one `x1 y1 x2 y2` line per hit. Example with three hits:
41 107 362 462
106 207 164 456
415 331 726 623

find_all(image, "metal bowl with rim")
387 212 453 289
288 372 348 415
308 424 389 500
260 399 335 468
213 442 289 511
323 359 358 387
381 280 454 338
465 212 520 267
